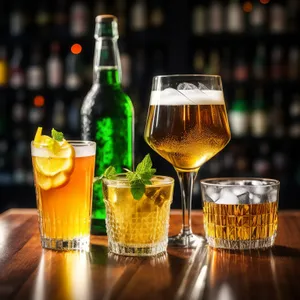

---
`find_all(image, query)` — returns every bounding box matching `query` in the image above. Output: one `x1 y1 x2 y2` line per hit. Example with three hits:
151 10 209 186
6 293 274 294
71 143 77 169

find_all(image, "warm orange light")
71 43 82 55
243 1 253 13
34 95 45 107
260 0 270 4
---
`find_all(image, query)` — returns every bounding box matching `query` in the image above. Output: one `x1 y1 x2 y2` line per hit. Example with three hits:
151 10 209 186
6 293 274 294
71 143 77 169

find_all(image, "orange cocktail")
31 130 95 251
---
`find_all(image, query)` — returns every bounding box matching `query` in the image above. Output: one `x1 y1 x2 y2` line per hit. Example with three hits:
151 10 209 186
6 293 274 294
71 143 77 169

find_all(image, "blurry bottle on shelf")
253 142 271 177
0 95 7 136
221 47 231 81
270 46 284 80
70 1 89 37
26 45 44 90
269 3 286 33
131 0 147 32
287 0 299 32
149 0 164 29
10 46 25 89
206 50 220 75
252 45 266 81
47 42 63 89
193 50 205 73
28 95 45 126
228 89 248 137
0 139 11 185
192 4 206 35
249 2 266 32
133 49 145 87
35 0 51 34
120 53 132 89
12 156 26 185
115 0 127 36
250 88 268 138
53 0 68 34
208 0 223 33
233 50 248 82
65 51 83 90
68 98 81 134
288 47 299 80
226 0 244 33
269 90 285 138
93 1 106 17
9 2 25 37
0 46 8 87
12 90 27 124
52 98 66 129
289 94 300 138
272 147 289 184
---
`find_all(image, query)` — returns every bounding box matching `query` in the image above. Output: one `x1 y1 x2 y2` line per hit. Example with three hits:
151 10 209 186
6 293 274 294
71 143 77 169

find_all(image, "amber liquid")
33 155 95 239
144 104 231 171
203 202 278 241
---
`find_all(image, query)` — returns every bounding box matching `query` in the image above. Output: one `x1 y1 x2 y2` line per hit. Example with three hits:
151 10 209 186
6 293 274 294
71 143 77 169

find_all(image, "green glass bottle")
81 15 134 235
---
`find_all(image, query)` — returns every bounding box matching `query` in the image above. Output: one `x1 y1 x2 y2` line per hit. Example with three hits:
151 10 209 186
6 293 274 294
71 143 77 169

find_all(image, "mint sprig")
94 154 156 200
125 154 156 200
51 128 64 141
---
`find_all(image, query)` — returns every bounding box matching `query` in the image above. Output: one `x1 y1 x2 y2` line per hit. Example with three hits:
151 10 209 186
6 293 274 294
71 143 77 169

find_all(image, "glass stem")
176 170 198 236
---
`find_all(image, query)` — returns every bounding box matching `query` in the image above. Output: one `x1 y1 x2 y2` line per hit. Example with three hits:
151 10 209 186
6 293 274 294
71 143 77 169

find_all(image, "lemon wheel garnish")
33 127 75 190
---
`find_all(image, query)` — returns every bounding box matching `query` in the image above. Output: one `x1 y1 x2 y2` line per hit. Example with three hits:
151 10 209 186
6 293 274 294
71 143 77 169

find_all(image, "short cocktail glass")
200 178 280 250
102 174 174 256
31 140 96 251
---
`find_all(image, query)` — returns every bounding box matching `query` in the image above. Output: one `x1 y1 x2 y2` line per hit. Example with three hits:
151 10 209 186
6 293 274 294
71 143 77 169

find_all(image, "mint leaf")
51 128 64 141
124 154 156 200
136 154 152 173
103 166 117 179
130 181 145 200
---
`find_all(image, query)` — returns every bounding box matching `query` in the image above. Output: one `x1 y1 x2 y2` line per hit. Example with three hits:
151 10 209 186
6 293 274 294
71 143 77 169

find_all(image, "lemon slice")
32 127 75 190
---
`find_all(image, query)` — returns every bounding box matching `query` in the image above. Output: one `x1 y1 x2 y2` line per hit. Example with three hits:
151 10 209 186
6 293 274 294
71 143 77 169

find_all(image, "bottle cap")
95 15 118 39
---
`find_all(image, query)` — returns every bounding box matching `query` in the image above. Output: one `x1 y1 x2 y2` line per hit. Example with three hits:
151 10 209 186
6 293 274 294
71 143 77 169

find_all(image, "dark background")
0 0 299 212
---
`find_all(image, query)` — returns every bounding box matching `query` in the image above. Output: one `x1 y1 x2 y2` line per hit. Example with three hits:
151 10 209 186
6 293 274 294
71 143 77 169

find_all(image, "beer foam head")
31 141 96 158
150 88 225 106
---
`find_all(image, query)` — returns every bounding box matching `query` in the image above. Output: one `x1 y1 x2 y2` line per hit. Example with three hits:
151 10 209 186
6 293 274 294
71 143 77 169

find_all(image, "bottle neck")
93 37 121 85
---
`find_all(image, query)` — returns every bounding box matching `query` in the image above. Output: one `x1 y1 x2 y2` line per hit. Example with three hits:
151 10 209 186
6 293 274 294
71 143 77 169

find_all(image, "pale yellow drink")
102 175 174 256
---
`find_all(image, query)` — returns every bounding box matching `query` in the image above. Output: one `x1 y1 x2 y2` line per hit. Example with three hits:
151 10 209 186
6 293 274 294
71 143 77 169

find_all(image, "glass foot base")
168 233 206 248
41 236 90 251
108 240 167 256
206 235 276 250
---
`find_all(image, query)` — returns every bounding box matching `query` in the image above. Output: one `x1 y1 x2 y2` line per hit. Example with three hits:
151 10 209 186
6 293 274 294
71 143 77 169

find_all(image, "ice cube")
198 83 210 90
217 188 239 204
232 187 248 196
252 185 268 195
249 193 261 204
268 189 278 203
205 186 220 202
237 192 249 204
177 82 198 90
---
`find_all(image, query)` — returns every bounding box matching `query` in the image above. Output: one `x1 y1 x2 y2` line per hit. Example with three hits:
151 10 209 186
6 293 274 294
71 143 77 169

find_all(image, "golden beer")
145 104 231 171
203 202 278 242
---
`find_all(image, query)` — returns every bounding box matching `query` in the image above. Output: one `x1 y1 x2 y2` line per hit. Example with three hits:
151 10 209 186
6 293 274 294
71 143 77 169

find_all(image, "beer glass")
144 75 231 247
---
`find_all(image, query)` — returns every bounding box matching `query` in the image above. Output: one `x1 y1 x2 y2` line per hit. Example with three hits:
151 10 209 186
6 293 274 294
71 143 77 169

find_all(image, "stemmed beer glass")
144 75 231 247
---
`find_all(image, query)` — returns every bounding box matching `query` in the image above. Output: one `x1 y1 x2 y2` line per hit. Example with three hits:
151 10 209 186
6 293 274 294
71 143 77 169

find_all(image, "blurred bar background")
0 0 299 212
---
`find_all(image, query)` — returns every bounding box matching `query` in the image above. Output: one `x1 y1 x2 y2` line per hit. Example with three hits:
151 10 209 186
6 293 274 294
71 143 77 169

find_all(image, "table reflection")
32 250 92 300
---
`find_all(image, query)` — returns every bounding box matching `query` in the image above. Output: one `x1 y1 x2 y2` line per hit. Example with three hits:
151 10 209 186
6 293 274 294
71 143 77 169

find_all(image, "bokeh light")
243 1 253 13
33 95 45 107
260 0 270 4
71 43 82 55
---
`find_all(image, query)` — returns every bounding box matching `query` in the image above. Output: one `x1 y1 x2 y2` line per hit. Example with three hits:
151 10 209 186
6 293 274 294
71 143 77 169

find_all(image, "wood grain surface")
0 209 300 300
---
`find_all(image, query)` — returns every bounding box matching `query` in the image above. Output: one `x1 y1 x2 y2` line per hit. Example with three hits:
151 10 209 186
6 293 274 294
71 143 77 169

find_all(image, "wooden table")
1 209 300 300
